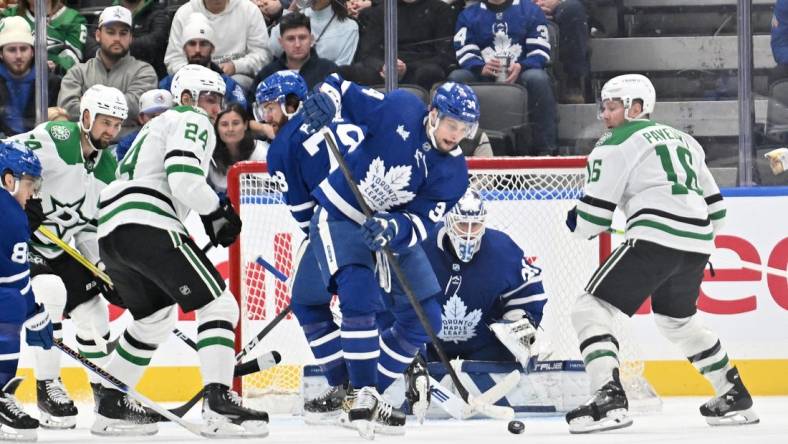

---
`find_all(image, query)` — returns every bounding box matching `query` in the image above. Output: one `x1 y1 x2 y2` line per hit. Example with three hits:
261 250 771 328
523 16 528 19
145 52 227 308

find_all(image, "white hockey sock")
571 293 621 392
33 322 62 381
32 275 66 381
102 331 159 389
196 293 239 387
70 296 111 384
655 314 733 395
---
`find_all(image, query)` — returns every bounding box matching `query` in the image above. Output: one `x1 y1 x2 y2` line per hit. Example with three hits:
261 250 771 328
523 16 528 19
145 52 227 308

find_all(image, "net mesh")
230 158 657 413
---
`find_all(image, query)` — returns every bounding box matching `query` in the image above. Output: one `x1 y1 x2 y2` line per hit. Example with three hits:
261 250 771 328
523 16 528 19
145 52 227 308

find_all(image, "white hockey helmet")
446 188 487 263
79 84 128 132
600 74 656 120
170 64 226 106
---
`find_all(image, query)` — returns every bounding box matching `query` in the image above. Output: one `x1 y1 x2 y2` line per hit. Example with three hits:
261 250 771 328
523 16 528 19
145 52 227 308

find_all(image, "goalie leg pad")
654 314 733 394
571 293 621 392
196 291 239 387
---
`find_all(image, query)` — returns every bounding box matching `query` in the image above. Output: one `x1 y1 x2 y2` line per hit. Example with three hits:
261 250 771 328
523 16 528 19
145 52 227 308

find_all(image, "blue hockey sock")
378 327 420 392
341 315 379 389
302 320 347 387
0 322 21 389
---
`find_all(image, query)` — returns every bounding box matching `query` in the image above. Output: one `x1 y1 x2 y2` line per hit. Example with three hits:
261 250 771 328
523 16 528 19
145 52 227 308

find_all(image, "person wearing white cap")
165 0 271 90
0 16 62 137
1 0 87 75
115 89 174 161
57 5 157 135
159 13 248 111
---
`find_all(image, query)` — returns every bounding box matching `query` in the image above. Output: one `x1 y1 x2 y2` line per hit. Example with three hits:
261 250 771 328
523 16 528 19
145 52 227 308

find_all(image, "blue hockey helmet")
254 70 308 122
446 188 487 262
428 82 480 150
0 140 42 194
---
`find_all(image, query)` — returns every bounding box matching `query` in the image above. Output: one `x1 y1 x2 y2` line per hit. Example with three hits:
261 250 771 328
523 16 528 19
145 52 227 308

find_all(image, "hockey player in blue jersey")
422 188 546 367
301 74 480 437
0 141 53 442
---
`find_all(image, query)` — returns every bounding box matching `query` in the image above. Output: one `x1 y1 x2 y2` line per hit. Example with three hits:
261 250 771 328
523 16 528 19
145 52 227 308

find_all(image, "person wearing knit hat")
158 13 248 111
0 16 61 136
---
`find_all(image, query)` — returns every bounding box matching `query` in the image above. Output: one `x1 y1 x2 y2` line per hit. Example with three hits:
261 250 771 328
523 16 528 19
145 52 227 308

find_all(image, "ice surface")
30 397 786 444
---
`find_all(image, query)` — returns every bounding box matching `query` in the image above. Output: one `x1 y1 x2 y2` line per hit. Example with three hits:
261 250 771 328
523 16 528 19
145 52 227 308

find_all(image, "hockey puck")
508 420 524 434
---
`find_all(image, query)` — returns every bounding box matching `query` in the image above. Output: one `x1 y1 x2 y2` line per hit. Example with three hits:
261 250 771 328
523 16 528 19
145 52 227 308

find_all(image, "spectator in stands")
449 0 558 156
253 12 337 92
2 0 86 76
771 0 788 84
0 16 60 137
346 0 372 18
166 0 271 90
115 88 173 160
57 6 157 134
269 0 358 66
459 131 493 157
533 0 590 103
159 14 248 110
340 0 455 92
209 103 269 195
254 0 284 29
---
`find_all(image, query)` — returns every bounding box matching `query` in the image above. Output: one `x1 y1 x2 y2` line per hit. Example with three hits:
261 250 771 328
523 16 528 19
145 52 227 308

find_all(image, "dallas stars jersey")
3 7 87 72
313 74 469 246
5 121 116 262
574 119 726 254
423 224 546 356
97 106 220 238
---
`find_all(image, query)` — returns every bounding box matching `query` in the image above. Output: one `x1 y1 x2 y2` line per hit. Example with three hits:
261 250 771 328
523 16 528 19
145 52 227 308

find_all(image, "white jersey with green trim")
97 105 220 238
574 119 726 254
5 121 117 262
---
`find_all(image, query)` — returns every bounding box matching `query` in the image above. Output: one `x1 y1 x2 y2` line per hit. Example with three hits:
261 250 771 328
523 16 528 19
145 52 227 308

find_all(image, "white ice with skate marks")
26 397 787 444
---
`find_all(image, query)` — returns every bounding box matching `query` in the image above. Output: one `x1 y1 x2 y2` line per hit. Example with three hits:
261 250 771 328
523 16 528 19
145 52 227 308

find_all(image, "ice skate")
0 378 38 442
36 378 77 429
566 369 633 434
404 354 430 424
304 382 347 425
201 383 269 438
90 384 159 436
700 367 759 426
348 386 406 439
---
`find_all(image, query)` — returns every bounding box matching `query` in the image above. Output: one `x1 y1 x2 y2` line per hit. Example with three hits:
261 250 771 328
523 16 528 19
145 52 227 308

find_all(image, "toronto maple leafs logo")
358 157 416 211
438 276 482 344
396 125 410 141
481 22 522 64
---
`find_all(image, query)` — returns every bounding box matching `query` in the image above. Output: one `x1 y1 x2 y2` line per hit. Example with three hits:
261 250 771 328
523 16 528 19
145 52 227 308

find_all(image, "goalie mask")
446 189 486 262
599 74 655 121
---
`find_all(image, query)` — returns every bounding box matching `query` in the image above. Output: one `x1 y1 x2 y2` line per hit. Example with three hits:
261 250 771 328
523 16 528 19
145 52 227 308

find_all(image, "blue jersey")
423 224 547 357
0 190 33 309
266 112 365 234
313 74 469 247
773 0 788 64
453 0 550 72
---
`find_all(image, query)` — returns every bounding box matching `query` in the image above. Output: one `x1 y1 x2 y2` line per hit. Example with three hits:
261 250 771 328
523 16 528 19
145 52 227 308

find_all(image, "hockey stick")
37 226 112 284
320 131 512 419
53 340 204 436
428 372 518 420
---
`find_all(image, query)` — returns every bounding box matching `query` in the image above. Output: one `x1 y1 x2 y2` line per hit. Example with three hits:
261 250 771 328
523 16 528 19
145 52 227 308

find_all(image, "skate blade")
0 424 37 442
39 412 77 429
201 419 269 438
373 423 406 436
304 410 342 426
568 408 633 434
705 408 760 426
354 419 375 440
90 415 158 437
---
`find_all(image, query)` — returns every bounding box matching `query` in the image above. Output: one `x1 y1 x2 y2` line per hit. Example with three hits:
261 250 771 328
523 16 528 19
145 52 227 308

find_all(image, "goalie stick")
320 130 513 420
53 340 204 437
428 370 520 420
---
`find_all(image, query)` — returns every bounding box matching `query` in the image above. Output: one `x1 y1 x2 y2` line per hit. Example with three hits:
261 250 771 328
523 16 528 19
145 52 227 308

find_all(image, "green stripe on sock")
584 350 619 366
79 350 108 359
116 344 152 366
197 337 235 349
699 354 730 374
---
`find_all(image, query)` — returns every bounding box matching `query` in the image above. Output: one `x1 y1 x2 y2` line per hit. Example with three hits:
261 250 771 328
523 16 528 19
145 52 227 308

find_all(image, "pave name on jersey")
359 157 415 211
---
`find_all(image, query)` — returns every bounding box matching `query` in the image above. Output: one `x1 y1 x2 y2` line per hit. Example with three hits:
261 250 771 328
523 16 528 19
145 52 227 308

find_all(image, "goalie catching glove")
489 311 537 368
201 198 242 247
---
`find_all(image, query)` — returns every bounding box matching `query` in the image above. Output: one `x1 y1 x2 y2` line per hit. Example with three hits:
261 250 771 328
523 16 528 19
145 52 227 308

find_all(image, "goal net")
228 157 659 414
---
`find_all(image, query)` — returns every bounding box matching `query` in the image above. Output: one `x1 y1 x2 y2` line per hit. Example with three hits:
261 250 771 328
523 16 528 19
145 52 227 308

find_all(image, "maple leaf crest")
481 31 522 63
358 157 416 211
438 293 482 344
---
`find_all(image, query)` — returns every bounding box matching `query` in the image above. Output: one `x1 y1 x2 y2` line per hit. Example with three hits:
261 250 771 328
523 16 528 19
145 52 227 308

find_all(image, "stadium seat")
372 84 430 106
463 83 530 156
765 79 788 144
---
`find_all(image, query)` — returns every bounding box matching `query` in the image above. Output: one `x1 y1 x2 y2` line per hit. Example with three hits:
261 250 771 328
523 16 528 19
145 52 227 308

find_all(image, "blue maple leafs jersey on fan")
423 224 547 357
453 0 551 72
313 74 469 243
266 112 365 234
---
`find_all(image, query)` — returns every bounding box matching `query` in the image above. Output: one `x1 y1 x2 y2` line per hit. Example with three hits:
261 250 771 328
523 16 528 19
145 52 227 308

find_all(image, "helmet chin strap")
426 112 440 149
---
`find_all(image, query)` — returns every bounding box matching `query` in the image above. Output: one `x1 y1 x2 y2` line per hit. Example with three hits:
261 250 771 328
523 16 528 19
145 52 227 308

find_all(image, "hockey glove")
24 303 54 350
302 92 336 134
565 206 578 232
201 198 243 247
25 197 45 235
489 315 536 368
361 212 400 252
